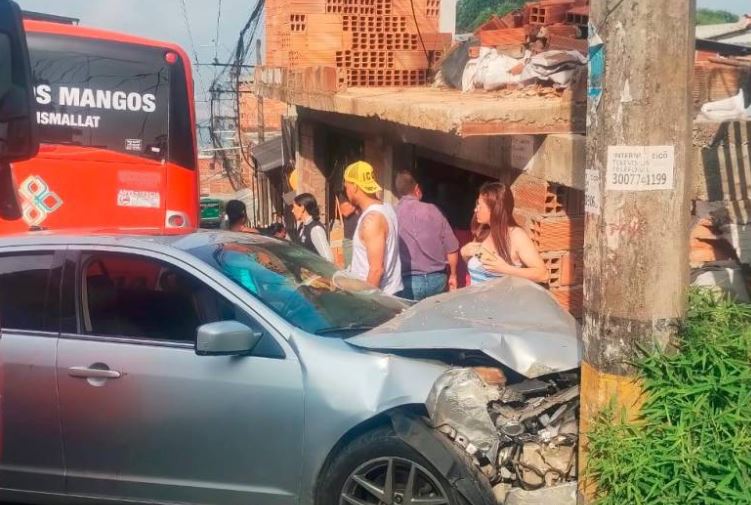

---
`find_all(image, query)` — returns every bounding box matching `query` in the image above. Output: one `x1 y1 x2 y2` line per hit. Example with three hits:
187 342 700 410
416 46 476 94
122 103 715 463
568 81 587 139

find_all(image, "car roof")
0 229 280 253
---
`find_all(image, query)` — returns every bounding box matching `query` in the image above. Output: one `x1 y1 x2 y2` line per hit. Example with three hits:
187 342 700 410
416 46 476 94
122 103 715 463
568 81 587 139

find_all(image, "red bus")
0 19 198 233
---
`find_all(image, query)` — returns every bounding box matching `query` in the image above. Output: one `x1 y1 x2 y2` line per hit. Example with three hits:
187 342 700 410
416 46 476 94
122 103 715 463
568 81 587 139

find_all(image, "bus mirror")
0 163 21 220
0 0 39 165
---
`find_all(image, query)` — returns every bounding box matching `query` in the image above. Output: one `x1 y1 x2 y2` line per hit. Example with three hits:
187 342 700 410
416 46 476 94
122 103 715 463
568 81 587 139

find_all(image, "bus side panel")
0 155 167 233
164 163 199 230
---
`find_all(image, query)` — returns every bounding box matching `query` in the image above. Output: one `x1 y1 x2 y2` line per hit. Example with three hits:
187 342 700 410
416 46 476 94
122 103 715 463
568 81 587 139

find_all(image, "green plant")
456 0 524 33
696 8 740 26
586 290 751 505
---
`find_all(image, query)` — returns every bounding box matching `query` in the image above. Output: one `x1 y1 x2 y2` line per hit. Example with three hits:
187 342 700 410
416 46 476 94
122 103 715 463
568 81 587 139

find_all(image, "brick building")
256 0 751 313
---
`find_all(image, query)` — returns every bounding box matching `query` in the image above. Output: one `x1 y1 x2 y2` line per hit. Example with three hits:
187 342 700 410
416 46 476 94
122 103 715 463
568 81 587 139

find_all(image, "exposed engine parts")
426 368 579 504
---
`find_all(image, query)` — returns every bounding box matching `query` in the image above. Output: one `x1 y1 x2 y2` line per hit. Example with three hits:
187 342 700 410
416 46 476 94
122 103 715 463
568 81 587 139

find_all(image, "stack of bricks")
265 0 452 87
511 173 585 318
526 0 580 25
473 0 590 57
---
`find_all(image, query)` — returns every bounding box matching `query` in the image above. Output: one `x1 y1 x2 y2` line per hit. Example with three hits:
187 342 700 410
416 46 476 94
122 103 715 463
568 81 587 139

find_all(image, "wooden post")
579 0 696 501
256 38 265 144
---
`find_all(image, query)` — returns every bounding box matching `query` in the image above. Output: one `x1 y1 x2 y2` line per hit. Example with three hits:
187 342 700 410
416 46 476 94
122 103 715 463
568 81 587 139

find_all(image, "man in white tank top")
343 161 403 295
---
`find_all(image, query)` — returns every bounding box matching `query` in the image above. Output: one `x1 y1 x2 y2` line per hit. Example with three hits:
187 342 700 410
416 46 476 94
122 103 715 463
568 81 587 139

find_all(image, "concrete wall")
298 107 587 191
439 0 458 36
295 120 329 221
240 89 288 132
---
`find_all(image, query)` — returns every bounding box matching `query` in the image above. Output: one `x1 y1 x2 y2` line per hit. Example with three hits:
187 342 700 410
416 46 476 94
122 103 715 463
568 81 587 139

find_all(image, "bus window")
27 32 193 168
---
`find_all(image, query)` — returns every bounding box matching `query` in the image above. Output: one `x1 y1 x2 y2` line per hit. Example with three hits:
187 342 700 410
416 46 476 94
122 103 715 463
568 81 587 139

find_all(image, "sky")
19 0 263 146
697 0 747 15
18 0 750 145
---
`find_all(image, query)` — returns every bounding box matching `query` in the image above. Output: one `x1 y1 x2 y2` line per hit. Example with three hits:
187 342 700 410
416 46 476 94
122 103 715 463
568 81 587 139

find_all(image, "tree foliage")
696 8 739 25
456 5 740 32
456 0 525 33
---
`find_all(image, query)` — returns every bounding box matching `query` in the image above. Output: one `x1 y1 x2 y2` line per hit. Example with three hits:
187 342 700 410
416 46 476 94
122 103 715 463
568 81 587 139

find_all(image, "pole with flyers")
578 0 696 502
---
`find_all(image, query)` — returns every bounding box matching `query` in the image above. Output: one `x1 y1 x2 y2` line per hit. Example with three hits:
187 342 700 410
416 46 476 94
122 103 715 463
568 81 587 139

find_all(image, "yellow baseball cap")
344 161 382 194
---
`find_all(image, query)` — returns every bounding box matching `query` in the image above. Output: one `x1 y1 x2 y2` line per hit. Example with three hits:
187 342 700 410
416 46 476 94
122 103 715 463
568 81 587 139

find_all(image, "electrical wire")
206 0 265 198
212 0 223 82
409 0 432 69
178 0 209 105
232 0 265 222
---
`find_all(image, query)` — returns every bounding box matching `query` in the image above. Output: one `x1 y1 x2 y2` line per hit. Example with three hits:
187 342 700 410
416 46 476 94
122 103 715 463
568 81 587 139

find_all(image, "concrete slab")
256 67 586 137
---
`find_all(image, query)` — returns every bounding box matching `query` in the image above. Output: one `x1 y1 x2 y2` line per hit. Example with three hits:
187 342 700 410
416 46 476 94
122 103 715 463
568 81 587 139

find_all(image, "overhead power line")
178 0 208 99
212 0 223 81
206 0 265 201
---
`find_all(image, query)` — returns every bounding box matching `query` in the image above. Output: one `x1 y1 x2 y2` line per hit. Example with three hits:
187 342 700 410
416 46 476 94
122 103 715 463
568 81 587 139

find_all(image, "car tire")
316 425 471 505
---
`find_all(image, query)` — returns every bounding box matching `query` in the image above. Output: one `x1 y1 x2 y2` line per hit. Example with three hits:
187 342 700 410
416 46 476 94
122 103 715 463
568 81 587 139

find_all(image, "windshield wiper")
315 324 376 336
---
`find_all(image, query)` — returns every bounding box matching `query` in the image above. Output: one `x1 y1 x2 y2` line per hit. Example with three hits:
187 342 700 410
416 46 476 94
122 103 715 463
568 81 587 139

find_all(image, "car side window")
79 252 281 356
0 252 59 332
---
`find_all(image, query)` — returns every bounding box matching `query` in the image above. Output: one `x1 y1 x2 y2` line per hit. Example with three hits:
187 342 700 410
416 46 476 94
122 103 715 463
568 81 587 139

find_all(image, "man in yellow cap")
343 160 403 295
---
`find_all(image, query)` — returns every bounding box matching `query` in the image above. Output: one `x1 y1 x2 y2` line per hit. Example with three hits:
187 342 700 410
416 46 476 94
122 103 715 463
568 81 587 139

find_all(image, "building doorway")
413 157 496 230
322 129 364 229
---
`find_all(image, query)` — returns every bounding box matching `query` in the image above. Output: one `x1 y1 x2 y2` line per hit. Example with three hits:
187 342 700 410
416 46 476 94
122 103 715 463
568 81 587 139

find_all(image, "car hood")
347 276 582 378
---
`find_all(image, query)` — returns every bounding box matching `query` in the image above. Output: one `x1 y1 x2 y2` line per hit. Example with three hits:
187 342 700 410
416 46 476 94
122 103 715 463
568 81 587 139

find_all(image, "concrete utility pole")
579 0 695 501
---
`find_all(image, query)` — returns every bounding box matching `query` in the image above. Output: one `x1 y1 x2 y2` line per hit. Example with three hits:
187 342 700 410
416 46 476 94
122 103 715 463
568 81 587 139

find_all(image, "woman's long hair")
471 182 517 263
293 193 321 221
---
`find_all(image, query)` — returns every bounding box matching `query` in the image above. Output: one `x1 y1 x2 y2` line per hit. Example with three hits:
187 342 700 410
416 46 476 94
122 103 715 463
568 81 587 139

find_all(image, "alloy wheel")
340 456 450 505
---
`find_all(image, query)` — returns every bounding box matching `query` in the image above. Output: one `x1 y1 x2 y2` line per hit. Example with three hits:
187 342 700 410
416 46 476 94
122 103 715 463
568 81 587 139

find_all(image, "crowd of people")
218 159 548 299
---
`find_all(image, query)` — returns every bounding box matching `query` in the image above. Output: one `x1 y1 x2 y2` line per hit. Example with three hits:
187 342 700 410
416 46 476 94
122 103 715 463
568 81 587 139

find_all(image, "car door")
56 247 305 505
0 248 65 494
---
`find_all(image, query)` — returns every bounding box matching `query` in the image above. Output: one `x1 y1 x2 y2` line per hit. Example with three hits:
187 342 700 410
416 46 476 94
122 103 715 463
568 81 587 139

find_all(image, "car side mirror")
196 321 262 356
0 0 39 220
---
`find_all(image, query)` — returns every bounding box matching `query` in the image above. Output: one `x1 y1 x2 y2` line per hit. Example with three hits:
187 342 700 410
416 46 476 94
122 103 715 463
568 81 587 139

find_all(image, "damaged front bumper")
426 367 579 504
345 277 582 504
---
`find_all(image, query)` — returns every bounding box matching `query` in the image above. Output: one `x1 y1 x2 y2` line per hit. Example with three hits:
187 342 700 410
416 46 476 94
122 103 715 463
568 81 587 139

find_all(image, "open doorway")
323 129 364 229
413 157 496 287
414 157 496 230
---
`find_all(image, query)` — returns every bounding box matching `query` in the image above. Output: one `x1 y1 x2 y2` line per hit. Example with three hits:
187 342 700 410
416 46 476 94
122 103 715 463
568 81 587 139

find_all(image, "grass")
586 290 751 505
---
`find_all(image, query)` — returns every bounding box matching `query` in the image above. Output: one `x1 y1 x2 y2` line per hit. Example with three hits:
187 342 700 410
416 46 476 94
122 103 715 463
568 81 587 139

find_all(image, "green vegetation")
456 5 740 31
696 8 740 26
587 290 751 505
455 0 524 33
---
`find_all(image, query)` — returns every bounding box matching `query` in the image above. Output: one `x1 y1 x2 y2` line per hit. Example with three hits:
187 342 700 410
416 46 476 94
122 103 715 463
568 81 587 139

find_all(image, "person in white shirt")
291 193 333 261
343 160 403 295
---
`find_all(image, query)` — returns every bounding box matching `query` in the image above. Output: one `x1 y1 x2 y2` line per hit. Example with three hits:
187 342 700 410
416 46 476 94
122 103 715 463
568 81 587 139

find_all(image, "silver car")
0 231 580 505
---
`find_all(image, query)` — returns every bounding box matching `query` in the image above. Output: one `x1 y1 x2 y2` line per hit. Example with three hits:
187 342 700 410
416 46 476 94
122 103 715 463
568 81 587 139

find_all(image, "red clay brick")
549 284 583 318
547 34 587 54
542 250 583 288
526 214 585 253
477 28 527 46
511 174 584 217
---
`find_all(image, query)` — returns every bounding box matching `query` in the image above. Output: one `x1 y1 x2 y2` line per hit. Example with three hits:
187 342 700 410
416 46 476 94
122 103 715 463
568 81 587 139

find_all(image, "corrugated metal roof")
251 135 284 173
696 19 751 41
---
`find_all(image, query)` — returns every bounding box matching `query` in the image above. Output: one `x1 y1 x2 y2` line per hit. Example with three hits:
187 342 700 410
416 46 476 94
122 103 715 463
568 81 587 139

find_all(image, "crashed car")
0 230 580 505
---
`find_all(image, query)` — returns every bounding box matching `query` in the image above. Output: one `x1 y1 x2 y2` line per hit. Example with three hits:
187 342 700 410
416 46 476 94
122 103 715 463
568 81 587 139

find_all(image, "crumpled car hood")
347 276 582 378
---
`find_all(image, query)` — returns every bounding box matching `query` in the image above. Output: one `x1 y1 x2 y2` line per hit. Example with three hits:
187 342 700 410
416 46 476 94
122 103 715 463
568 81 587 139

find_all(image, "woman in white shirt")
461 182 548 284
292 193 333 262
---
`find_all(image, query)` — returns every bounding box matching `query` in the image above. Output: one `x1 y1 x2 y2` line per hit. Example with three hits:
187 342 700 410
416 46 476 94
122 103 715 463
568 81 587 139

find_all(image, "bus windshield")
27 31 194 168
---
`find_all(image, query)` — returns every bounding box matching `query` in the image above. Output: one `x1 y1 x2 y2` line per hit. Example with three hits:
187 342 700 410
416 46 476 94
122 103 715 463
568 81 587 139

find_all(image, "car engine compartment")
426 367 579 504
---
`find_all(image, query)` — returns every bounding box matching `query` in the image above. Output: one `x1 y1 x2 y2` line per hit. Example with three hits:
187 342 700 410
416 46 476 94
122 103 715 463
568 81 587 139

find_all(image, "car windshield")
186 236 408 336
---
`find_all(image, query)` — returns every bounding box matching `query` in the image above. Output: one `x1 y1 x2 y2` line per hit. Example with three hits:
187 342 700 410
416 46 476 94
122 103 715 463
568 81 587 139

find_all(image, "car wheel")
317 426 468 505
